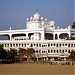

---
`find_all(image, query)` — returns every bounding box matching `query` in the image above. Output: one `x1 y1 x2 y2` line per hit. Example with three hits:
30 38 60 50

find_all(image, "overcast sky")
0 0 74 30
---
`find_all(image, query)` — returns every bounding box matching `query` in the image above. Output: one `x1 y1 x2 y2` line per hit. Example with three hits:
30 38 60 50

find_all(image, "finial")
36 6 38 13
10 27 11 30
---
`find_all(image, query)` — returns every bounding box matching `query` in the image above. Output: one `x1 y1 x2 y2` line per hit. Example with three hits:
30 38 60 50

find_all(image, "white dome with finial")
34 13 40 19
34 6 40 19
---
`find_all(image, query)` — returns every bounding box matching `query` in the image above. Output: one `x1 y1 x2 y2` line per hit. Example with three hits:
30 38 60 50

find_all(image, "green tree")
6 48 17 62
26 48 35 61
72 22 75 28
0 44 7 63
18 48 35 62
18 48 27 61
69 51 75 61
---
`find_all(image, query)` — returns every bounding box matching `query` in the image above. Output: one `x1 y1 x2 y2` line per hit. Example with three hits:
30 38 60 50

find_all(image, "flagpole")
68 0 70 26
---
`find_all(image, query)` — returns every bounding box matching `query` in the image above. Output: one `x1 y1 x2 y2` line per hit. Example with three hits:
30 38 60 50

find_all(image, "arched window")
51 44 52 46
22 44 23 47
68 50 70 53
48 44 50 47
56 44 58 47
36 44 38 47
63 44 64 46
71 44 73 47
44 51 45 53
65 50 67 52
51 50 53 53
57 50 59 53
62 50 64 53
42 51 43 53
74 44 75 47
24 44 26 47
7 44 9 47
16 44 18 47
30 44 33 47
48 50 50 53
54 50 55 53
59 44 61 47
65 44 67 46
54 44 55 46
36 50 38 53
5 44 6 47
10 44 12 47
39 44 41 47
60 50 61 53
68 44 70 47
13 44 15 47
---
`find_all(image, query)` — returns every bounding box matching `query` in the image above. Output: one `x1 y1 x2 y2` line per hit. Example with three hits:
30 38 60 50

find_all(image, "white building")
0 7 75 61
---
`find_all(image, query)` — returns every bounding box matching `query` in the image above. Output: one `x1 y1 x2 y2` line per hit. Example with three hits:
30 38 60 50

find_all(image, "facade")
0 8 75 61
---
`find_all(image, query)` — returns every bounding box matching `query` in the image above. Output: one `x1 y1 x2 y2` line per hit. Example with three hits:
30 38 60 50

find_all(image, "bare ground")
0 63 74 75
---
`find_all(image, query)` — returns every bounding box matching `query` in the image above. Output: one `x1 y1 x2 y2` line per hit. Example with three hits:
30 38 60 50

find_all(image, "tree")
6 48 17 63
66 37 75 40
69 51 75 61
0 44 7 63
18 48 35 62
26 48 35 61
72 22 75 28
18 48 27 61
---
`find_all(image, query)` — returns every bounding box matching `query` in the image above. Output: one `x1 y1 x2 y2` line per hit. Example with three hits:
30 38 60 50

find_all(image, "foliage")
18 48 35 58
26 48 35 62
18 48 27 60
0 44 7 62
26 48 35 57
69 51 75 61
0 46 35 63
66 37 75 40
18 48 35 61
6 48 17 61
72 21 75 28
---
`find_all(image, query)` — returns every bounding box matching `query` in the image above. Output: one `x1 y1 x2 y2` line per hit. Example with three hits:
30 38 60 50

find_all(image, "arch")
12 34 26 40
12 34 26 37
45 33 53 40
0 34 10 40
28 33 34 40
59 33 69 39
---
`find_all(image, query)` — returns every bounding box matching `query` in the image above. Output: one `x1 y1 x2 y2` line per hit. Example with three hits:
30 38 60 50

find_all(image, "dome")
50 21 55 24
27 18 29 21
41 17 44 20
50 21 55 26
34 12 40 19
45 19 47 21
30 16 33 20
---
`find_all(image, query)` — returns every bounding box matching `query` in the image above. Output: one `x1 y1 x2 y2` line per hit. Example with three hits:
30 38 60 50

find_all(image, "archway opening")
45 33 53 40
59 33 69 39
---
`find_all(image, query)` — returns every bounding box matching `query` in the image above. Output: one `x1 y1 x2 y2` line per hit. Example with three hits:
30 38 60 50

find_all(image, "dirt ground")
0 63 74 75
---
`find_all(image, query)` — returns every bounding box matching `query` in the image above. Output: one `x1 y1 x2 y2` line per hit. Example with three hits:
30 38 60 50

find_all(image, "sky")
0 0 74 30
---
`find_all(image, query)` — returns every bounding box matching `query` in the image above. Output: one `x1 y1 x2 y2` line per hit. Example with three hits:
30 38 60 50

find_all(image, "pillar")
53 34 55 40
57 34 60 40
9 34 12 40
68 33 71 38
41 31 45 40
26 33 28 40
